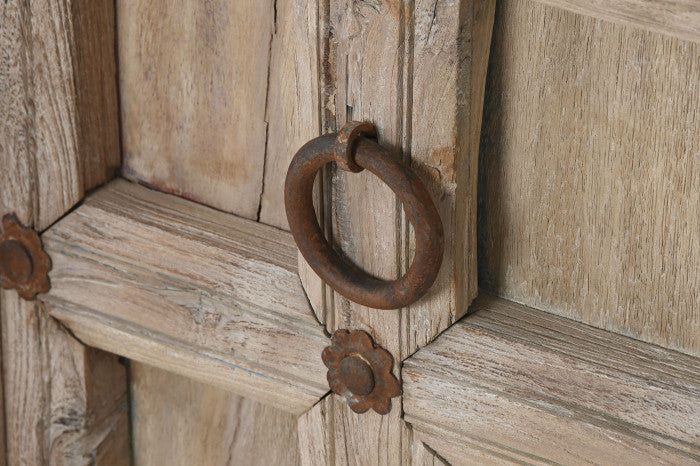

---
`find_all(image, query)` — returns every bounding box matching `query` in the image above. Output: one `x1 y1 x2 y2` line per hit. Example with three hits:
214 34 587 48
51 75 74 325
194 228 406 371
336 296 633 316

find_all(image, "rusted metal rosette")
322 329 400 414
0 214 51 300
284 122 444 310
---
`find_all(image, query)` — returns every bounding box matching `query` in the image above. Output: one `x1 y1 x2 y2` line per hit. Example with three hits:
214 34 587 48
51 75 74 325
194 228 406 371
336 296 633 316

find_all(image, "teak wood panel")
403 294 700 465
118 0 321 229
130 363 301 466
531 0 700 44
0 0 124 464
478 0 700 356
44 314 130 465
118 0 274 220
41 179 330 414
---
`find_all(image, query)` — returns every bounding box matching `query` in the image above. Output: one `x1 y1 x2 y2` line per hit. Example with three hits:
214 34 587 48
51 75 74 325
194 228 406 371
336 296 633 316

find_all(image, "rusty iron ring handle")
284 122 444 310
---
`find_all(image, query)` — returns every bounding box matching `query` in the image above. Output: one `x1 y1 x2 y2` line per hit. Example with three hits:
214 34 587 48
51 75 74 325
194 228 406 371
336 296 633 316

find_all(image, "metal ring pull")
284 121 444 310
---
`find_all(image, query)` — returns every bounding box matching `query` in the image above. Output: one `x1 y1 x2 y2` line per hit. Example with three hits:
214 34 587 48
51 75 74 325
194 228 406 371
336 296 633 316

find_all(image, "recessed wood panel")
131 363 300 466
118 0 274 219
478 0 699 355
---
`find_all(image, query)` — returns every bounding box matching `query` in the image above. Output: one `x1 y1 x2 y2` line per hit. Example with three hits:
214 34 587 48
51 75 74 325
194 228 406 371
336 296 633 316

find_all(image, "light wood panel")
0 295 130 466
478 0 700 355
131 363 300 466
259 0 320 229
532 0 700 44
0 0 121 463
295 0 497 464
403 294 700 464
409 437 450 466
41 179 329 414
118 0 274 219
45 311 130 466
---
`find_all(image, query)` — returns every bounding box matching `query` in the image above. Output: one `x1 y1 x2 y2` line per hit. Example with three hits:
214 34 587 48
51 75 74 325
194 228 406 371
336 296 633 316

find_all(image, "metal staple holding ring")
284 121 444 310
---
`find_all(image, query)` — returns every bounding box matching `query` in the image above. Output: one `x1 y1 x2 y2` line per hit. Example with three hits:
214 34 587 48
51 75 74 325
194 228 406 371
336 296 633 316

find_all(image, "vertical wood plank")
259 0 320 229
131 363 300 466
0 0 121 463
298 397 333 465
321 2 411 461
45 311 130 466
118 0 275 219
296 0 496 463
0 293 47 465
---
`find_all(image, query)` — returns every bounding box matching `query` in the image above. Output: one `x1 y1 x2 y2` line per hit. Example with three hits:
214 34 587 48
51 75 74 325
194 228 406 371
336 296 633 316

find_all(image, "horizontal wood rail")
40 179 329 415
532 0 700 44
403 293 700 464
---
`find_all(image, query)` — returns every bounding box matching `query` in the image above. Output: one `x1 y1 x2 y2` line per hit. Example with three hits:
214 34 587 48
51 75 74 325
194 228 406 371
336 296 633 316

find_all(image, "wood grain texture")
403 294 700 465
0 294 130 466
0 303 4 466
0 0 119 230
298 397 332 465
297 400 452 465
45 310 130 466
478 0 700 355
0 0 120 463
41 179 329 414
297 394 414 466
131 362 300 466
258 0 320 229
0 291 48 465
118 2 326 459
409 431 450 466
118 0 274 220
532 0 700 44
295 1 496 464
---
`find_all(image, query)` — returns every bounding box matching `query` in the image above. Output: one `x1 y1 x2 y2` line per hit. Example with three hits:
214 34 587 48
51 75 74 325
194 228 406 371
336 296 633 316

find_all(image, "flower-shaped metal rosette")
0 214 51 300
322 329 400 415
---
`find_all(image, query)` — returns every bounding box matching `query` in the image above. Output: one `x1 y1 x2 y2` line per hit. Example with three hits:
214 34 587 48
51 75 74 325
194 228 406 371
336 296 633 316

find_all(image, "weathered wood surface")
295 0 497 464
118 1 324 459
0 0 121 463
0 0 120 231
259 0 321 230
0 293 130 466
532 0 700 44
479 0 700 356
119 0 275 220
41 179 329 414
131 362 300 466
403 294 700 464
409 437 450 466
45 311 130 466
297 395 451 466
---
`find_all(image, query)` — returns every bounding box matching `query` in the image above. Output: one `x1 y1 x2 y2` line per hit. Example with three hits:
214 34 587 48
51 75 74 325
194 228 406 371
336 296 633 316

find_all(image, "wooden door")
1 0 698 465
